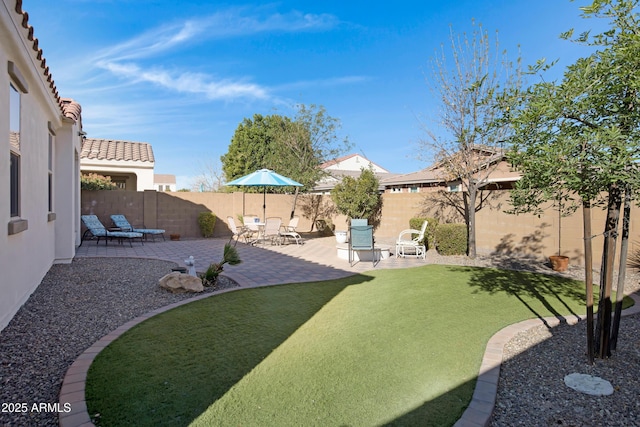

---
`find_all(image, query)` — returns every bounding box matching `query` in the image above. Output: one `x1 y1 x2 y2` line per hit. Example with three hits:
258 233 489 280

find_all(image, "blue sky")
24 0 601 189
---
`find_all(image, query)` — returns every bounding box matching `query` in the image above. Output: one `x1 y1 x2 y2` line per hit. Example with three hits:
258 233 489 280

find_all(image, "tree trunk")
595 184 622 359
290 187 300 220
610 184 631 351
582 200 594 364
467 183 477 259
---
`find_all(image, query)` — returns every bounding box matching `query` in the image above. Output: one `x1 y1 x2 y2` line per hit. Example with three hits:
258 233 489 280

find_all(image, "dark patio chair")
349 224 375 267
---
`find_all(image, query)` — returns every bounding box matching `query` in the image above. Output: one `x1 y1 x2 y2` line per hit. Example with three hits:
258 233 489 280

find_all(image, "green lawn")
86 265 623 427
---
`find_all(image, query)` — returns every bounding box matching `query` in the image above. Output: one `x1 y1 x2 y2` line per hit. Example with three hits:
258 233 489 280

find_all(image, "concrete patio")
75 234 426 288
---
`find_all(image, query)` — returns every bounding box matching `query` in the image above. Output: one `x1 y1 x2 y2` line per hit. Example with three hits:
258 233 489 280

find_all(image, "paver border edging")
453 292 640 427
59 283 640 427
57 285 247 427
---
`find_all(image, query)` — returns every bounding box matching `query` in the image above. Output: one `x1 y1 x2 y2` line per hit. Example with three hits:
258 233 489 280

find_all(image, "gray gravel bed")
490 313 640 427
0 257 238 427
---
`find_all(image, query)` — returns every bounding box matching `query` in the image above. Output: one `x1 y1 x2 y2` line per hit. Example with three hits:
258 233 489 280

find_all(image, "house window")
48 133 54 212
10 152 19 217
447 183 462 193
112 179 126 190
390 187 402 193
409 186 418 193
9 83 20 217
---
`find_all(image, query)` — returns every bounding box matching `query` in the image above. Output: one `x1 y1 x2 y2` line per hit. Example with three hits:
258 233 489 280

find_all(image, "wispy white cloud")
87 7 340 102
93 8 339 62
98 61 268 100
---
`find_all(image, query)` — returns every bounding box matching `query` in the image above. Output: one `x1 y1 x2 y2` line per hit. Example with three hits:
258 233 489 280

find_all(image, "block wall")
81 190 640 270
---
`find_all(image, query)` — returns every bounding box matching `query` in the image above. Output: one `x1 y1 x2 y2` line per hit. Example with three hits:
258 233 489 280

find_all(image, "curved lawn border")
453 292 640 427
58 287 640 427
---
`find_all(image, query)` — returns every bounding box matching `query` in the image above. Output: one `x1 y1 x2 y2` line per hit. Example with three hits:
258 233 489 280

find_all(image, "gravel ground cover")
0 258 238 427
490 312 640 427
0 254 638 427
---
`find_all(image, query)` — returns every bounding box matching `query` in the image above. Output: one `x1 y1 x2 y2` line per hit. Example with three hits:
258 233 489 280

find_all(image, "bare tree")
419 21 521 258
190 158 225 192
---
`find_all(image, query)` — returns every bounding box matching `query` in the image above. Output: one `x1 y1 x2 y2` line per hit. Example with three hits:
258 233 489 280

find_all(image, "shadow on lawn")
449 265 585 327
86 273 375 427
386 289 639 427
383 378 476 426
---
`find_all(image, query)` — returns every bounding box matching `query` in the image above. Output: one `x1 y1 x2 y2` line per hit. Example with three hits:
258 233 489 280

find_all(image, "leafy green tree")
221 114 287 192
506 0 640 360
222 105 351 192
271 104 351 190
331 168 383 228
418 22 522 258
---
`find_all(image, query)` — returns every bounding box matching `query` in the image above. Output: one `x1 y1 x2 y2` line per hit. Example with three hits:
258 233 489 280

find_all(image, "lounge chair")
395 220 427 259
280 216 302 245
80 215 143 247
110 214 165 241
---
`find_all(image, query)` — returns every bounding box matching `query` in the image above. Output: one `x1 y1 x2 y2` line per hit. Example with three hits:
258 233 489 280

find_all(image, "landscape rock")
159 272 204 293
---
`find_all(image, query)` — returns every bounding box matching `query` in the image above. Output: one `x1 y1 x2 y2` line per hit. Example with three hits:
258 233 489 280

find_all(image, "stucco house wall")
0 0 82 331
154 174 177 192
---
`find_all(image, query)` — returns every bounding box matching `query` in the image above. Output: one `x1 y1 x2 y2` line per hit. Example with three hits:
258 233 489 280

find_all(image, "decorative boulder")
159 272 204 293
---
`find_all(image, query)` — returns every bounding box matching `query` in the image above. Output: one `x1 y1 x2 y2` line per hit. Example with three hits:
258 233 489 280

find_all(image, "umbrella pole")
263 187 266 222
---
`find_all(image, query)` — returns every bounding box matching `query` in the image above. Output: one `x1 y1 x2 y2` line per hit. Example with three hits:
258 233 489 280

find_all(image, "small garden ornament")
185 256 196 276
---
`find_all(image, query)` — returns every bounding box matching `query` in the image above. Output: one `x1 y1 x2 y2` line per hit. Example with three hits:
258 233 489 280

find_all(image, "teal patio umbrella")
226 169 303 221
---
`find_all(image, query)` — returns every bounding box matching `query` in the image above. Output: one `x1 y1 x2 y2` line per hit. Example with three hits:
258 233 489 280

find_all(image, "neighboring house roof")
380 165 444 186
320 153 390 173
313 153 396 192
381 146 520 189
81 138 155 163
154 174 176 184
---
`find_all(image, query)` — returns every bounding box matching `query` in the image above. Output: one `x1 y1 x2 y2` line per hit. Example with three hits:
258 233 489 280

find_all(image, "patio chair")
351 218 368 227
349 224 375 267
280 216 302 245
80 215 143 247
395 220 427 259
243 214 261 244
110 214 165 241
263 217 283 245
227 216 248 244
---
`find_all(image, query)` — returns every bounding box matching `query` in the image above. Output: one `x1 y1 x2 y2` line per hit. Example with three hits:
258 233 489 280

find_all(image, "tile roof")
380 149 521 187
60 98 81 121
380 166 444 185
81 138 155 163
13 1 77 121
